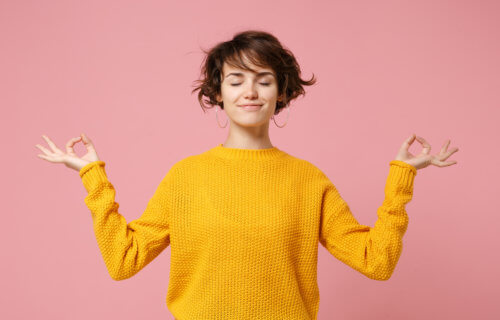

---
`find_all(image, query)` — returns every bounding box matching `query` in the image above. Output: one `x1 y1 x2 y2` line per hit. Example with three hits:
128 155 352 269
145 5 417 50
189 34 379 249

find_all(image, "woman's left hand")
394 134 459 170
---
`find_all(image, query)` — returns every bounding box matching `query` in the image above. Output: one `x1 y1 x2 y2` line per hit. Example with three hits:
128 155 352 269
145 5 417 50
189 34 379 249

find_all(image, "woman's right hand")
35 133 101 172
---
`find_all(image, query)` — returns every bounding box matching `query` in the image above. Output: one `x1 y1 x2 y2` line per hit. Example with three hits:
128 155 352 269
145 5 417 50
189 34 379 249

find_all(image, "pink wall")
2 0 498 319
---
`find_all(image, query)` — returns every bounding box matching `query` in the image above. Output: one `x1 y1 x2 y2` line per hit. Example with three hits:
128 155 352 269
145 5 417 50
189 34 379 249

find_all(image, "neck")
223 120 273 149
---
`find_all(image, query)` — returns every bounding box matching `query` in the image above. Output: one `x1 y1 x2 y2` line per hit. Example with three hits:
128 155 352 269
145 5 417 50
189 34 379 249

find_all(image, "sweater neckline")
208 143 286 161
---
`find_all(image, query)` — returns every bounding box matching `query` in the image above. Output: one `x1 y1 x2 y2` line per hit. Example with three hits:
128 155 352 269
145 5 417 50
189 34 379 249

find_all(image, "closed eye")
230 83 271 86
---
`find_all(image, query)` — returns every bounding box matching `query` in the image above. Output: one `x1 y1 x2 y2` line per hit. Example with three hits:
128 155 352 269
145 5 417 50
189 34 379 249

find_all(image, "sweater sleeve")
318 160 417 281
79 160 174 281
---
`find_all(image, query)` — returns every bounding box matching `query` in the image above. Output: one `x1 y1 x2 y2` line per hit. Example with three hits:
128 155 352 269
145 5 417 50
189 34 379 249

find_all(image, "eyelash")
230 83 271 86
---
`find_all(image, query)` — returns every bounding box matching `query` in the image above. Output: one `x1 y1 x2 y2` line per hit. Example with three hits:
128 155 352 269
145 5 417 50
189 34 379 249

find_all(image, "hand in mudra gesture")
395 134 459 170
35 133 100 172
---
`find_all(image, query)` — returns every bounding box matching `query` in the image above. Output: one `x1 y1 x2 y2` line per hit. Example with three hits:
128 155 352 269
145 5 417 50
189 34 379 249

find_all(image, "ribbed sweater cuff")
79 160 108 193
387 160 417 192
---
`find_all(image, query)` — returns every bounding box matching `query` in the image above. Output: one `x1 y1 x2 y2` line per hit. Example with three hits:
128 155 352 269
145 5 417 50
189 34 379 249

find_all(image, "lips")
238 104 263 111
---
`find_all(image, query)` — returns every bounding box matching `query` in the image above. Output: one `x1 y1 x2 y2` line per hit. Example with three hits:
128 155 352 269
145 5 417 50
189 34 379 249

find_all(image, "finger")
447 147 459 156
41 135 63 154
415 136 431 155
434 160 458 167
35 144 52 156
440 140 450 154
80 133 96 150
81 133 90 144
37 153 58 162
440 147 460 161
66 137 82 156
402 133 416 151
406 133 416 143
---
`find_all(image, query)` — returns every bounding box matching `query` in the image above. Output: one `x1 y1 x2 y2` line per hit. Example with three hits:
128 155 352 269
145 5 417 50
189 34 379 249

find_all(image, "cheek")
263 87 279 99
220 86 237 99
226 90 241 100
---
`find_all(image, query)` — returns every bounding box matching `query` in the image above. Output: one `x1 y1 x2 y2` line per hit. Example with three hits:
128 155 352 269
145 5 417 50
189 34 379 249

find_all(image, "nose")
243 82 258 99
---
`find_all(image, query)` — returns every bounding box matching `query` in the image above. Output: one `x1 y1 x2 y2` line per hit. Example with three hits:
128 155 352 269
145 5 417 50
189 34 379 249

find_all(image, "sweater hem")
79 161 109 192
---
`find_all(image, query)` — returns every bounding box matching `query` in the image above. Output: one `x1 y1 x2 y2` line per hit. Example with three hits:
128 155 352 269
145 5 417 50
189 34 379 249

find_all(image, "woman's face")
216 58 282 128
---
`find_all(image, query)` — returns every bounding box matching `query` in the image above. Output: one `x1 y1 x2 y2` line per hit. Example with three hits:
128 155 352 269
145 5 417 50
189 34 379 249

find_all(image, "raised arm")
80 160 173 281
36 133 173 281
319 160 416 281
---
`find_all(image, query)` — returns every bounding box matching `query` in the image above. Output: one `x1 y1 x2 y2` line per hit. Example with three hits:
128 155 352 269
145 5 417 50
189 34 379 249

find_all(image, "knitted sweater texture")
79 143 417 319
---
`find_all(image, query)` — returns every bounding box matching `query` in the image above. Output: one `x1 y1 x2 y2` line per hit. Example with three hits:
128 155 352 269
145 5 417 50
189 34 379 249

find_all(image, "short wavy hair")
191 29 317 115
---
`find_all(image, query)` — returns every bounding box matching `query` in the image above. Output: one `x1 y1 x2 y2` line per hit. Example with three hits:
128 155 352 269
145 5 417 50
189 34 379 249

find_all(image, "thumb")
80 133 93 146
402 133 416 151
407 133 416 144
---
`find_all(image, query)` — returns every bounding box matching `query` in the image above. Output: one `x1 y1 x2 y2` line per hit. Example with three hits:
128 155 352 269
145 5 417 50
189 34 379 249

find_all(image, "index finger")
66 137 82 155
415 136 432 154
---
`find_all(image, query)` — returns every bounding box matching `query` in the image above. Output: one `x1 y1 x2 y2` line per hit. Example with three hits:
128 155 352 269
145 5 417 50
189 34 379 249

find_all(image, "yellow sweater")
79 143 416 319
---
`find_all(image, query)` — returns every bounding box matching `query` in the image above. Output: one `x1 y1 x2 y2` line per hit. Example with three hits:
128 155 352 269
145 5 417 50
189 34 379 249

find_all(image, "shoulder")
283 153 328 176
283 153 340 192
162 150 213 180
276 153 335 189
164 154 199 176
157 154 196 184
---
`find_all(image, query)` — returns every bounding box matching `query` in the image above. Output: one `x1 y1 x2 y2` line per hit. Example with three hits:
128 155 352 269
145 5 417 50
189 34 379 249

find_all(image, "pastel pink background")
2 0 498 319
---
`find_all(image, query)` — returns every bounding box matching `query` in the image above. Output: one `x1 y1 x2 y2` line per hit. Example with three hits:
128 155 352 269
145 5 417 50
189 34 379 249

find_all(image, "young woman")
36 30 459 319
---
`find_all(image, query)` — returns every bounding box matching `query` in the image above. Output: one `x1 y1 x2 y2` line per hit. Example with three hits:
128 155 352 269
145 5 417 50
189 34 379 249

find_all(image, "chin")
233 118 270 128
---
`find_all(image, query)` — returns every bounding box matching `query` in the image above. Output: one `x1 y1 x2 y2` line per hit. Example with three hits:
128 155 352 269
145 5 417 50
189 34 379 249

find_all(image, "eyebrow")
225 71 275 79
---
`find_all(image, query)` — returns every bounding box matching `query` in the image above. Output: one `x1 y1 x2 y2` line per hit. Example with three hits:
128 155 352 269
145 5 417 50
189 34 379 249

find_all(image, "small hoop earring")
215 105 228 128
271 106 290 128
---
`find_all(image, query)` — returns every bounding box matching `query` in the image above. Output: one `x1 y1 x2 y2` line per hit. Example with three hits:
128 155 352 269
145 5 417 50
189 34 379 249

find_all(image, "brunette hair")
191 29 317 115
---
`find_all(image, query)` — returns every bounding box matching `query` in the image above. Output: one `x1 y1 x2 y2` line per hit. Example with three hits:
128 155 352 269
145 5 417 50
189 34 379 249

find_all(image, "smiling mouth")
238 104 263 111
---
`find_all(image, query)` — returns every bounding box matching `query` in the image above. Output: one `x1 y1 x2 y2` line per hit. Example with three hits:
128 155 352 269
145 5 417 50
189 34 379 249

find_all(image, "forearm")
362 160 416 280
319 160 416 280
80 161 170 280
